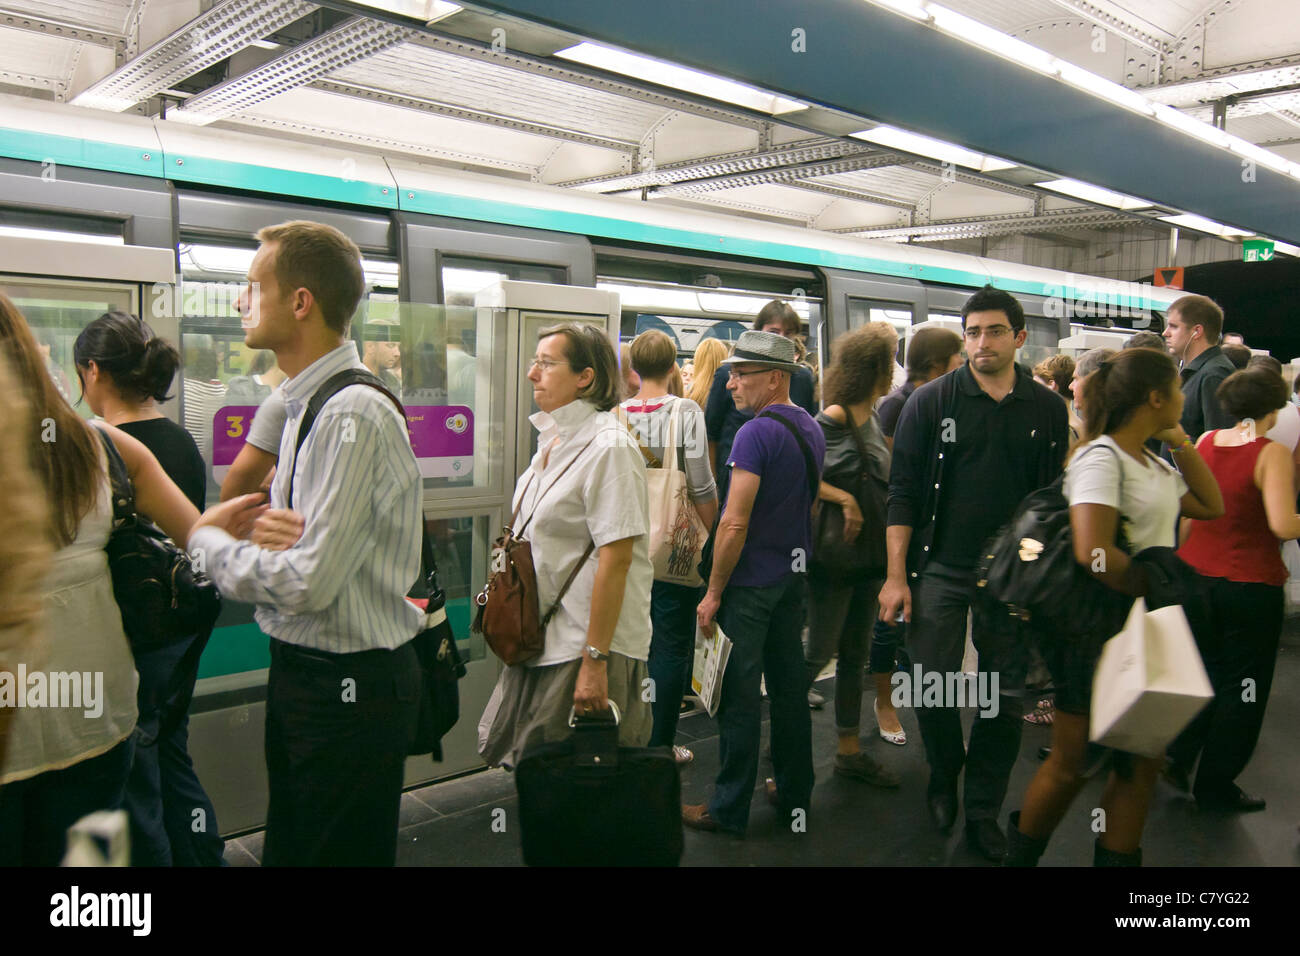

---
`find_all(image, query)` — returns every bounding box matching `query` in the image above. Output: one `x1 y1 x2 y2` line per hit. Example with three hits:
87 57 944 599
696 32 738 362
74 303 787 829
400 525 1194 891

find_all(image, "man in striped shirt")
190 220 423 866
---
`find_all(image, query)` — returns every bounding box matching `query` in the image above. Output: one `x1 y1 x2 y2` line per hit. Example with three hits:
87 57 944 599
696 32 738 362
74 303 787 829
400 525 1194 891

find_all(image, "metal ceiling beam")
648 151 905 196
784 180 916 211
406 32 769 131
0 7 121 48
71 0 319 112
1041 0 1171 55
557 138 872 190
173 16 414 125
460 0 1300 244
311 79 636 151
904 161 1042 200
833 208 1141 241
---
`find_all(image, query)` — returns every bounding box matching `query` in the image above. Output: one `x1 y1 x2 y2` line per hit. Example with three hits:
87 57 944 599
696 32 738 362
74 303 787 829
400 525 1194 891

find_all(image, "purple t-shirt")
724 404 826 588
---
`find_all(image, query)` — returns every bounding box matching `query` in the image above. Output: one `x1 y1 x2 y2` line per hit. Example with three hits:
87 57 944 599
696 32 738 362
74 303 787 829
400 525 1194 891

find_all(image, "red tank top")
1178 433 1288 586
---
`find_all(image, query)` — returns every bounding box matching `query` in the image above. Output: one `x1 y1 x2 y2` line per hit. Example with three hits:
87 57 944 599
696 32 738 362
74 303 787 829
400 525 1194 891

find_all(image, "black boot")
1002 811 1049 867
1094 839 1142 866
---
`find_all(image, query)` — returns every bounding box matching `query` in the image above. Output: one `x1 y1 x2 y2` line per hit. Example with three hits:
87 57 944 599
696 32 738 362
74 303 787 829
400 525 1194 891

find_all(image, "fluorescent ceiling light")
345 0 461 20
556 42 809 115
1224 137 1296 175
926 7 1057 74
1273 241 1300 257
1035 178 1153 210
1054 62 1156 116
850 125 1015 171
0 225 124 246
249 39 282 51
867 0 932 20
1158 214 1251 238
1152 105 1232 148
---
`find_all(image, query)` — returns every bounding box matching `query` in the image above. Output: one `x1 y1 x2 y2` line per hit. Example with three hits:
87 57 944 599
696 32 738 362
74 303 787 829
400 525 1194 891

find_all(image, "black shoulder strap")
92 424 136 529
758 407 820 499
288 368 443 602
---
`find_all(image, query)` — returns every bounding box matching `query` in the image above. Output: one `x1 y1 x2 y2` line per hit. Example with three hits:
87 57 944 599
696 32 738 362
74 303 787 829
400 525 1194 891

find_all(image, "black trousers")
263 639 420 867
907 563 1026 821
1167 577 1283 799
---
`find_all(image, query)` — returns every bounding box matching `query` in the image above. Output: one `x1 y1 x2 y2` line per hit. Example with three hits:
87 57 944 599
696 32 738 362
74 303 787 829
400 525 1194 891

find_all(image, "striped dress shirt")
190 342 423 653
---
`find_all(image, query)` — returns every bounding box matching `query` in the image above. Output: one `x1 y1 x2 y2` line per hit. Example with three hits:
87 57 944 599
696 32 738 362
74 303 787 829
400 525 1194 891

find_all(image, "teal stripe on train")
0 126 1173 312
198 598 477 679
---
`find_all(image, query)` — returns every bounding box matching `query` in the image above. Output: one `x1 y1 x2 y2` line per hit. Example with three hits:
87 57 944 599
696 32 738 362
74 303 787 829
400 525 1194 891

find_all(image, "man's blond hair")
255 220 365 335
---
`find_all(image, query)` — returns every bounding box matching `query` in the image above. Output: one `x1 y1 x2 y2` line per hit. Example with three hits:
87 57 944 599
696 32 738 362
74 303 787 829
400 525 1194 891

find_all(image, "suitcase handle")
567 699 621 727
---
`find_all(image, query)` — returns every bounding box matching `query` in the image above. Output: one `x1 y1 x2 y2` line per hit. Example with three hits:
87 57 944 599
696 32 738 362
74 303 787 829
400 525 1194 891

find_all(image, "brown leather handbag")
472 437 597 666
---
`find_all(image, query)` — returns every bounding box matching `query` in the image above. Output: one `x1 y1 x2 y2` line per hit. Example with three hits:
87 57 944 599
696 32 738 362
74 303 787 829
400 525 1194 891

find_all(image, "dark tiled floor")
224 621 1300 867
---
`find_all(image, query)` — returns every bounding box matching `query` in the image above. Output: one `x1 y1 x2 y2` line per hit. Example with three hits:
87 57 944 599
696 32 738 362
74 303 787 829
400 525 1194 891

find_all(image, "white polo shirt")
514 399 652 666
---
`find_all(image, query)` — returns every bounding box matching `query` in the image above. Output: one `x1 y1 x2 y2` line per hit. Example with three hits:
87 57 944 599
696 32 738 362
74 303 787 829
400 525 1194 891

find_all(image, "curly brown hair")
823 322 898 407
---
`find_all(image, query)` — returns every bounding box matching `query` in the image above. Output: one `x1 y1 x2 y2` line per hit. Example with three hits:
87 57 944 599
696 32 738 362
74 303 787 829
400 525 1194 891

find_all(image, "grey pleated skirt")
477 653 653 770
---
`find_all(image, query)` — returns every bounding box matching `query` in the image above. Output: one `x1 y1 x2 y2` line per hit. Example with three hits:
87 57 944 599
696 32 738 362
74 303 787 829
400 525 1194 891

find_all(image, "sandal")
1023 697 1055 726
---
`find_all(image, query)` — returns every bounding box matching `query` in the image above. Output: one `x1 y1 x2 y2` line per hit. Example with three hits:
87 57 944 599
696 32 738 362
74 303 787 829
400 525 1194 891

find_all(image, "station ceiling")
3 0 1299 261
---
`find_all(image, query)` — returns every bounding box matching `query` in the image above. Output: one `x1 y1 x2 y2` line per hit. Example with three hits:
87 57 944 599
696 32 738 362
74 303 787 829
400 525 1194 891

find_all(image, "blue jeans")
709 575 814 833
648 580 702 747
124 634 225 866
0 737 134 866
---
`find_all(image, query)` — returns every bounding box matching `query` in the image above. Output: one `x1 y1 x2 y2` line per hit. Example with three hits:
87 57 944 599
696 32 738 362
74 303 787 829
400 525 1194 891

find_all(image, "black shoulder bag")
976 442 1132 638
95 426 222 655
95 426 223 746
811 408 888 580
288 368 467 761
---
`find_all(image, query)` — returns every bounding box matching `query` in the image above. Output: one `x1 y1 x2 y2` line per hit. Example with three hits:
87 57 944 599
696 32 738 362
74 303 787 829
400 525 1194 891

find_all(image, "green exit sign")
1243 238 1275 262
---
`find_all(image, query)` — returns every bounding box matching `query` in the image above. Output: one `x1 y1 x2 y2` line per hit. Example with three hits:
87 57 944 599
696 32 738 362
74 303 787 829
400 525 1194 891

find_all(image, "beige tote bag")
628 399 708 587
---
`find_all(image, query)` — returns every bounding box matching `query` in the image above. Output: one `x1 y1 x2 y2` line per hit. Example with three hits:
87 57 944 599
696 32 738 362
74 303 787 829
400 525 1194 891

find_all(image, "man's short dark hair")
1169 294 1225 344
961 285 1024 334
1221 343 1251 370
1124 331 1167 352
905 326 963 380
753 300 801 335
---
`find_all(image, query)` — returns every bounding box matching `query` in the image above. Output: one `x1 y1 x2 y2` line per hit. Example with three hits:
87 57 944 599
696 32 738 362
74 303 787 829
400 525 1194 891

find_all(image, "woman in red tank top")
1170 368 1300 812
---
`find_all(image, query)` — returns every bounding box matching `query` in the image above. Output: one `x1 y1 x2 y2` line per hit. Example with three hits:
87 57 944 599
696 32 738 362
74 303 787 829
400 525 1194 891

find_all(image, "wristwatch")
585 644 610 662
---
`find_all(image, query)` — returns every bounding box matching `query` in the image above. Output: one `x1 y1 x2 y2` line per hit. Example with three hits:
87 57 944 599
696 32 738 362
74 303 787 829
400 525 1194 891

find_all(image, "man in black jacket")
1161 294 1236 440
878 286 1068 861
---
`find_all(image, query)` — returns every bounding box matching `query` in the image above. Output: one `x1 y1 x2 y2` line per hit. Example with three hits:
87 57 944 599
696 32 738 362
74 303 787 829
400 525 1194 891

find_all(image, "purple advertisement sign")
405 405 474 478
211 403 475 482
211 405 262 481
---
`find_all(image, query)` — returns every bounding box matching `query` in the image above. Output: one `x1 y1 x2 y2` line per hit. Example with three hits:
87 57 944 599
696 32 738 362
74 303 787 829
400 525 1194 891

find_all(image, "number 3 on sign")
225 415 245 439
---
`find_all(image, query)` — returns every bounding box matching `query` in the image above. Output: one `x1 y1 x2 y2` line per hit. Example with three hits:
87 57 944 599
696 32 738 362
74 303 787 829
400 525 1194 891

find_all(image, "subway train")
0 93 1183 836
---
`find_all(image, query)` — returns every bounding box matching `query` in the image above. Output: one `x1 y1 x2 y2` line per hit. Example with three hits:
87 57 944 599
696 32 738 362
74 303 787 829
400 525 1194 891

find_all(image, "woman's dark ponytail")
1080 348 1178 441
74 311 180 403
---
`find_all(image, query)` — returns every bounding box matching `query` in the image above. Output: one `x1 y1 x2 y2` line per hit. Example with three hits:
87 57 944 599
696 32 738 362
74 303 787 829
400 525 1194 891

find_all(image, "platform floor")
223 621 1300 867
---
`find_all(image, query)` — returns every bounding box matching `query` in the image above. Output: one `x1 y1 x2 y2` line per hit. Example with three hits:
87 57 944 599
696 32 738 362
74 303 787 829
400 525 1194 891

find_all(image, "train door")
0 235 175 410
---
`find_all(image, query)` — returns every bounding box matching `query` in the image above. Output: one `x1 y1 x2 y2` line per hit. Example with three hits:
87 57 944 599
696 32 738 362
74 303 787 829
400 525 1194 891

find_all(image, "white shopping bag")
1089 597 1213 758
691 624 732 718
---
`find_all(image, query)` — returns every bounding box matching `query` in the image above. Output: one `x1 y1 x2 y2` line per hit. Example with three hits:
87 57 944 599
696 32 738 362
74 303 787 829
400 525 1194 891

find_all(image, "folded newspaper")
691 625 732 717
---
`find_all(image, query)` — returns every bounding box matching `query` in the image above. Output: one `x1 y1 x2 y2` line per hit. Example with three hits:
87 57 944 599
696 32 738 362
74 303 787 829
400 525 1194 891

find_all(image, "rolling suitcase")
515 704 682 866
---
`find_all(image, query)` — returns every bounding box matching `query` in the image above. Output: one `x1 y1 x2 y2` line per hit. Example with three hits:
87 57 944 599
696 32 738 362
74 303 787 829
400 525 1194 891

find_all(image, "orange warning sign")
1154 267 1184 289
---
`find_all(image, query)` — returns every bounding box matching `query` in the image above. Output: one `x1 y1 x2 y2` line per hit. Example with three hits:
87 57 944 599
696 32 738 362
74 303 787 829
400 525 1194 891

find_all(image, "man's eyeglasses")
727 368 772 381
963 326 1013 341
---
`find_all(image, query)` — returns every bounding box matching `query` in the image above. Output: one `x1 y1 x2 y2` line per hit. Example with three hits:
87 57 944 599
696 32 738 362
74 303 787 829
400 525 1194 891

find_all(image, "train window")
423 514 492 663
1 277 136 411
1018 316 1061 370
602 278 821 371
442 257 566 307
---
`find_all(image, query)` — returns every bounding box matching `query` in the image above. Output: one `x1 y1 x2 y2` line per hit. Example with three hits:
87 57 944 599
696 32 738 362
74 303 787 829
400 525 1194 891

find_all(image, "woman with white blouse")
478 323 654 768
